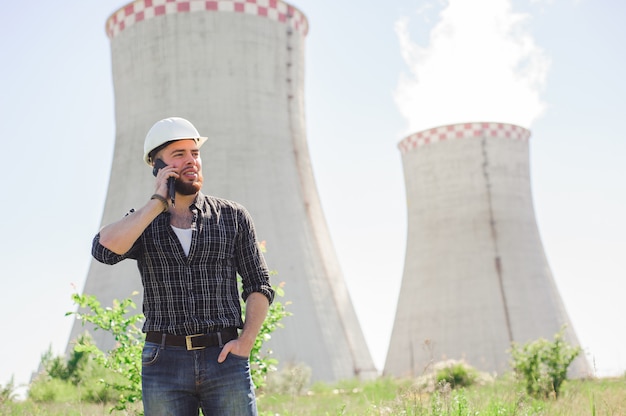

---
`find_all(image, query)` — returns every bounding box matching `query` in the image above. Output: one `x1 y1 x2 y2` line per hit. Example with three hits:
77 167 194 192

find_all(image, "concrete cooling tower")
384 122 590 378
68 0 375 381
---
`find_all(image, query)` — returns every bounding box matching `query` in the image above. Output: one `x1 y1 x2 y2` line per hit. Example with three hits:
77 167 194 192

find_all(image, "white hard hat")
143 117 208 165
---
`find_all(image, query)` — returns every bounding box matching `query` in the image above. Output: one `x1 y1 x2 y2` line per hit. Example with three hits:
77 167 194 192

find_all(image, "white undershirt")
171 226 193 256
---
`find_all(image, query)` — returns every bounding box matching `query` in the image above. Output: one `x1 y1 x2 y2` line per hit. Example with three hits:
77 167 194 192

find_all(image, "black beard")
175 180 201 195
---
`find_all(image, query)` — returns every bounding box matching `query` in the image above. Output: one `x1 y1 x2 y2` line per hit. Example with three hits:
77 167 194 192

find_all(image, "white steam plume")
395 0 550 134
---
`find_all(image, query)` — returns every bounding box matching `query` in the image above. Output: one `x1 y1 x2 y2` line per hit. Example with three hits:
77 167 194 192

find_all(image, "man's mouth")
181 168 198 179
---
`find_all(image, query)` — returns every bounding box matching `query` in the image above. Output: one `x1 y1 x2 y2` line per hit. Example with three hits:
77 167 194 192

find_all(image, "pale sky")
1 0 624 395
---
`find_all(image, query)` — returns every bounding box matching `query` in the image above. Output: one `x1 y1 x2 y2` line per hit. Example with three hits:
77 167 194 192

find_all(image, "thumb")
217 344 231 363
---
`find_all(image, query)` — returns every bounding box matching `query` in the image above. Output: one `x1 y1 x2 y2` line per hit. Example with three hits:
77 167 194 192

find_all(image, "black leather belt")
146 328 238 350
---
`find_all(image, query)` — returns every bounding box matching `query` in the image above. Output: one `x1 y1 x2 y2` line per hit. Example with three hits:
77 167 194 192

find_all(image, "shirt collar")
189 191 208 213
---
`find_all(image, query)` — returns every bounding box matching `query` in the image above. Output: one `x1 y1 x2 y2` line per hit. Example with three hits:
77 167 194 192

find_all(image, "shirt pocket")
194 223 236 262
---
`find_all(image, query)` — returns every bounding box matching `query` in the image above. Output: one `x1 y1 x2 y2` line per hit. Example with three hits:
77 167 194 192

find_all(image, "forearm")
239 292 270 350
98 198 165 255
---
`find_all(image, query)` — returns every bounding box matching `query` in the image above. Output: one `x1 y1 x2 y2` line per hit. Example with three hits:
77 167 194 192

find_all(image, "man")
92 117 274 415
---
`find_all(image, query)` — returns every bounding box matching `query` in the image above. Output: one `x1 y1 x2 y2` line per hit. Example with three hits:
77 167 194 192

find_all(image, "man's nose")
183 153 195 165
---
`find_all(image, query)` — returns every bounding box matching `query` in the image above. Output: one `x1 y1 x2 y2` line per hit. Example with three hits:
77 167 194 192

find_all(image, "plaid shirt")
92 192 274 336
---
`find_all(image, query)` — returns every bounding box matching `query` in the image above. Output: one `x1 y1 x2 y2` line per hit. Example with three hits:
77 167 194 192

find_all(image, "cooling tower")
68 0 375 382
384 122 589 377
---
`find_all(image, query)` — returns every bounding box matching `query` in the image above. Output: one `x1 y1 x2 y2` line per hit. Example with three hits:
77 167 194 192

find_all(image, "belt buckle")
185 334 206 350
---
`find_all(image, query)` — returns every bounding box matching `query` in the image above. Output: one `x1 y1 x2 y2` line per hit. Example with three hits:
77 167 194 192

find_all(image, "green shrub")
435 362 478 389
414 360 491 394
0 376 17 404
510 326 581 399
243 279 292 390
29 378 77 403
68 292 145 412
28 338 123 404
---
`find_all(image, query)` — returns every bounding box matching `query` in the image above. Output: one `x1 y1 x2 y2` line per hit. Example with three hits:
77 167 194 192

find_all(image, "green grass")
3 376 624 416
0 401 112 416
257 376 626 416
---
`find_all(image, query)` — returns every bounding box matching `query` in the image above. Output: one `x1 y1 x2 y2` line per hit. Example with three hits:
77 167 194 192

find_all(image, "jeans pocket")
142 343 161 366
228 353 250 361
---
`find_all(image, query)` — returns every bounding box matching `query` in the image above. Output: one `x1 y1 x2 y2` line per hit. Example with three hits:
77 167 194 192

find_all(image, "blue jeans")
141 342 258 415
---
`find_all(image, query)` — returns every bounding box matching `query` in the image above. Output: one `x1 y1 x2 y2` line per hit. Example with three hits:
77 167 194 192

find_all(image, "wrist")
238 330 257 349
150 194 169 212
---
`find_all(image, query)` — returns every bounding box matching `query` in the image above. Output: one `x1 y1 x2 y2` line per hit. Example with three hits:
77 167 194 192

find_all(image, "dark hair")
148 140 175 163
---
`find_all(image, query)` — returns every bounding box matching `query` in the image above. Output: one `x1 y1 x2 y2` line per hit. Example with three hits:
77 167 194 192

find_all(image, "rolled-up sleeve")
236 209 275 305
92 233 133 265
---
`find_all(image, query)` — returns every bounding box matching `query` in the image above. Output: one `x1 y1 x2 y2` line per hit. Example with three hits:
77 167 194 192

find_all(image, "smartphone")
152 159 175 207
152 158 167 177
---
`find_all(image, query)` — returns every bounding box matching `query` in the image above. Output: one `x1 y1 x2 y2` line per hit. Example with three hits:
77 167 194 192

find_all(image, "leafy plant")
67 292 144 412
435 361 478 389
244 280 292 389
38 339 92 385
29 339 122 404
510 326 581 398
245 240 293 389
0 376 17 404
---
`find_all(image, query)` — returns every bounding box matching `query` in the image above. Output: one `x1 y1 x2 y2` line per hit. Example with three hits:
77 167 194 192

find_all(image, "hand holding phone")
152 159 176 207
